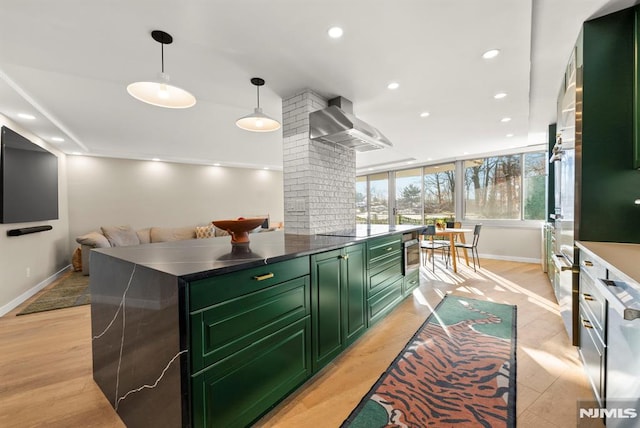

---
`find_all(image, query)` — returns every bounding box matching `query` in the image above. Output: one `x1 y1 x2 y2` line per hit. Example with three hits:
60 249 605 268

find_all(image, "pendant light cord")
160 43 165 73
256 85 260 109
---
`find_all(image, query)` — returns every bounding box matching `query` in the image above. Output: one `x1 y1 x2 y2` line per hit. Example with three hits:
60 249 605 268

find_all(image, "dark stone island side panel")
91 251 185 428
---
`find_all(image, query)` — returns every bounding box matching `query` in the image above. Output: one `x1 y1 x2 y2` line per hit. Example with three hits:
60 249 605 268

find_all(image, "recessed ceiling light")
501 117 512 122
368 168 373 171
482 49 500 59
18 113 36 120
51 137 65 142
506 133 514 138
213 163 221 166
387 82 399 90
463 152 469 155
427 158 433 161
407 161 414 164
72 152 82 155
152 158 161 162
494 92 507 99
264 167 269 170
420 112 430 118
327 26 344 39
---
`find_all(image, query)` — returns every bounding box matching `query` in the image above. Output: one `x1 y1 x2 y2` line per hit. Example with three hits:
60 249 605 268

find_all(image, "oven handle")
404 239 419 248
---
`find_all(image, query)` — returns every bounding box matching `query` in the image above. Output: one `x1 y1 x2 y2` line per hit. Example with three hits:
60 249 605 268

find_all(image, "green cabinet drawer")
191 316 311 428
368 256 402 297
403 269 420 296
189 256 310 311
367 277 403 326
367 235 402 267
190 276 310 372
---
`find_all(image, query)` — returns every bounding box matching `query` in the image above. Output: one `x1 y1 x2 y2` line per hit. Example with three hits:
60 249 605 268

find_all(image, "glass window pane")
523 152 546 220
395 168 422 225
464 155 521 220
356 176 368 224
369 172 389 225
423 163 455 222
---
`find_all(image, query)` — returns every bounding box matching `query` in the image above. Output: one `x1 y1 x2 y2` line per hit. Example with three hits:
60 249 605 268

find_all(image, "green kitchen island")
89 226 422 428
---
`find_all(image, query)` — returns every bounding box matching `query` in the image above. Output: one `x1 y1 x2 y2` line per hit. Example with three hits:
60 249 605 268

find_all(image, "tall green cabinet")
311 243 366 371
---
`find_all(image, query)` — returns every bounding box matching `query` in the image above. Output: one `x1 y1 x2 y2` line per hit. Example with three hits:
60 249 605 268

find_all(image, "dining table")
434 227 472 273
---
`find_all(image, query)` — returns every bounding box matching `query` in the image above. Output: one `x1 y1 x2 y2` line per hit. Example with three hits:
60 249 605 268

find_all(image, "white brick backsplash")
282 90 356 235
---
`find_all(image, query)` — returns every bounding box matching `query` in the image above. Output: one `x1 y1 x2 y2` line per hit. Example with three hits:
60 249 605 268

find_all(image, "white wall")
0 116 70 315
467 223 543 263
66 156 284 250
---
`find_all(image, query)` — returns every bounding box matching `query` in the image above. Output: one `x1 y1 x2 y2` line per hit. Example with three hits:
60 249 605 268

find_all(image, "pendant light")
236 78 281 132
127 30 196 109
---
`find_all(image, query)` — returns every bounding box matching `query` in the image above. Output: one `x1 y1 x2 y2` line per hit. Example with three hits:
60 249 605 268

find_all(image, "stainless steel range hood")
309 97 393 152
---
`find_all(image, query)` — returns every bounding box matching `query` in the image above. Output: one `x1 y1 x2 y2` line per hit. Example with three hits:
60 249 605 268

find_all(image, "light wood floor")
0 259 596 428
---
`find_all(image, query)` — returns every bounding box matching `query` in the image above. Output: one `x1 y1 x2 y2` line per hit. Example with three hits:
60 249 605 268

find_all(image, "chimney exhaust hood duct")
309 97 393 152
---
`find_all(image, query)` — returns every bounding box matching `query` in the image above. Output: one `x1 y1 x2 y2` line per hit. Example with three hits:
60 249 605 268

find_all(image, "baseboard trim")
0 265 72 317
479 253 541 264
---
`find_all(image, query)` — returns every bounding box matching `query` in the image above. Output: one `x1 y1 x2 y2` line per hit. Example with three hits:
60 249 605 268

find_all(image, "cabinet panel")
368 277 403 326
189 256 310 311
190 276 310 372
311 249 343 370
191 316 311 428
403 269 420 296
368 235 402 266
368 258 402 297
343 244 366 345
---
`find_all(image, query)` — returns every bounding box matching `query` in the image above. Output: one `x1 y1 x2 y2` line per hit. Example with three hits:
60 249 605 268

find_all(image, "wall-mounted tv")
1 126 58 223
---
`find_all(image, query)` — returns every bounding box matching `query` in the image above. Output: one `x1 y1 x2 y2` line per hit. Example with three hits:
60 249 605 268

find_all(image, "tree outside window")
423 163 455 222
464 155 521 220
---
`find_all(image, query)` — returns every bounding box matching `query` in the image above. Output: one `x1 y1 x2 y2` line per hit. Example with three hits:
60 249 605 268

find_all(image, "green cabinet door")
311 249 343 371
342 243 366 346
311 243 367 371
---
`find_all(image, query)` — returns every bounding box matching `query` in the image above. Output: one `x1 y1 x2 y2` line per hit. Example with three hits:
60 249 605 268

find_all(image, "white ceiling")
0 0 635 172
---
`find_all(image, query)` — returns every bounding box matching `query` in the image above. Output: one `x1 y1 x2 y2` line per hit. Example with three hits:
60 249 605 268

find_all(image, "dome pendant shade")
127 30 196 109
236 78 281 132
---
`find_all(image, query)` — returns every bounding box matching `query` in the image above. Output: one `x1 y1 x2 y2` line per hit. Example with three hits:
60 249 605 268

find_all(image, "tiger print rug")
341 294 517 428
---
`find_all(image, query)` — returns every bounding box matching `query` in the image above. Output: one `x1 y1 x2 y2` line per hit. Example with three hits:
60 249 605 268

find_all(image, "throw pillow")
72 247 82 272
150 226 196 243
101 225 141 247
76 231 111 248
195 225 215 239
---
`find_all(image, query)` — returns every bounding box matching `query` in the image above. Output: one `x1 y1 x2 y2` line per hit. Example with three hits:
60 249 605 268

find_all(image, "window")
423 163 455 221
464 155 521 220
356 150 546 224
356 176 368 224
523 152 546 220
395 168 422 225
368 172 389 225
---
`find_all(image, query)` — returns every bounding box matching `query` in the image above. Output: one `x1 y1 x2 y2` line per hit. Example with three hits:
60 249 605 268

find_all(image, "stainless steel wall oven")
403 238 420 275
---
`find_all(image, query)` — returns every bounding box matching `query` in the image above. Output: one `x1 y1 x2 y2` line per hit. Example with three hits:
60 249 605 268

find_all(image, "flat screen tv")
1 126 58 223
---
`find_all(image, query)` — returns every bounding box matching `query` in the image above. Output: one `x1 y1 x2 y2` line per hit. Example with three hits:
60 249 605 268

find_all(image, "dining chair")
455 224 482 271
420 225 450 271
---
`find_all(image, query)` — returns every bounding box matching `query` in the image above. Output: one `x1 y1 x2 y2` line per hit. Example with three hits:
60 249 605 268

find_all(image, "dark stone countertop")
92 225 422 282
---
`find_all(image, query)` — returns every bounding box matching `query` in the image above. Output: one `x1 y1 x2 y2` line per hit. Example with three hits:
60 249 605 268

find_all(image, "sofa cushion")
214 226 230 237
195 225 215 239
137 228 151 244
76 231 111 248
150 226 196 243
101 225 141 247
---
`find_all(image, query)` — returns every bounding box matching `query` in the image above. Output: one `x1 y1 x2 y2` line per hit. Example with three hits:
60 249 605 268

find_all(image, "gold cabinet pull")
583 261 594 267
253 273 274 281
386 247 393 251
582 318 593 329
583 293 594 301
339 254 349 260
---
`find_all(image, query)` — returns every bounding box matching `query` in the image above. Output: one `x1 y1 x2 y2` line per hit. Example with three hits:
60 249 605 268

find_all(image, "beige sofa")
75 224 226 275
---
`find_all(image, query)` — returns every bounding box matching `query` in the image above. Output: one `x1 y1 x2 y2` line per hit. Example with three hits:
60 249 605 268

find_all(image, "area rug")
341 294 517 428
17 270 90 315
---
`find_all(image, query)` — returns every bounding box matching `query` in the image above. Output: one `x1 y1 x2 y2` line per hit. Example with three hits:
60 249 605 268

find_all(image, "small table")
434 227 472 273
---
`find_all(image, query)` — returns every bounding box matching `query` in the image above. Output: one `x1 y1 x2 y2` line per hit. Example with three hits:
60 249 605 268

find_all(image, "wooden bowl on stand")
212 217 266 246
